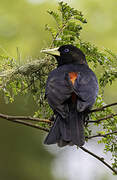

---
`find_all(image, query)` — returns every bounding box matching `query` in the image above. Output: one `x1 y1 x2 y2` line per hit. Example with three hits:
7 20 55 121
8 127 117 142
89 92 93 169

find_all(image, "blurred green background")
0 0 117 180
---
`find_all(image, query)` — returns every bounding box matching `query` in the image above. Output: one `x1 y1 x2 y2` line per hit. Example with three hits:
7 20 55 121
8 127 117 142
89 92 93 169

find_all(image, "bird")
41 45 98 147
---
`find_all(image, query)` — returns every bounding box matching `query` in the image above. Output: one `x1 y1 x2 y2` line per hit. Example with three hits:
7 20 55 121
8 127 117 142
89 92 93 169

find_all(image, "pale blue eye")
64 48 69 53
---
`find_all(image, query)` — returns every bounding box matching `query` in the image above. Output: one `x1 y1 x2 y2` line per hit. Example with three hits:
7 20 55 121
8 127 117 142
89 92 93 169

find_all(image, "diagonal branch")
80 146 117 175
0 112 117 174
88 113 117 123
1 112 117 139
89 102 117 113
86 131 117 139
10 119 50 132
50 23 67 48
0 113 50 132
0 113 51 123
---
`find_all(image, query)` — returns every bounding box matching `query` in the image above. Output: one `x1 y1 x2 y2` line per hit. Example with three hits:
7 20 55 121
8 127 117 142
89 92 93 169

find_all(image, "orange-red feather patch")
69 72 78 103
69 72 78 85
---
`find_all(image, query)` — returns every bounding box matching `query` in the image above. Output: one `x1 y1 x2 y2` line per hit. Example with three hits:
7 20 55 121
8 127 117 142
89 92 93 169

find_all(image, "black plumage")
41 45 98 147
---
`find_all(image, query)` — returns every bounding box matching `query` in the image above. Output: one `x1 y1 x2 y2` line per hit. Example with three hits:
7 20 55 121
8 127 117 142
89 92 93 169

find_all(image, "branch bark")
0 113 51 123
89 102 117 113
86 131 117 139
80 146 117 175
0 112 117 174
0 113 50 132
88 113 117 123
1 112 117 139
10 119 50 132
0 59 47 77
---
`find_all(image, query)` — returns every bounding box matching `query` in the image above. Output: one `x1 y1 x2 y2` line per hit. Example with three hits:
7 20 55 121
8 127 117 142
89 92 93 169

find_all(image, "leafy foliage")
0 1 117 172
46 1 87 47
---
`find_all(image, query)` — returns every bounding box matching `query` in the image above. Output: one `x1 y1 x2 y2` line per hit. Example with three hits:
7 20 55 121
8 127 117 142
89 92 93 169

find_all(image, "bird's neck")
57 59 88 67
56 56 88 67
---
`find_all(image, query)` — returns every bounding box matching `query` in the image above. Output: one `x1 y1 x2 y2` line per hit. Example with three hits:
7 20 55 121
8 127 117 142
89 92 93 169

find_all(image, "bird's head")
41 44 87 66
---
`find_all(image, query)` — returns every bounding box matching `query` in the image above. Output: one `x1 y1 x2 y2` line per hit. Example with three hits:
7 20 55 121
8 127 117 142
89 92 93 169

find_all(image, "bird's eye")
64 48 69 53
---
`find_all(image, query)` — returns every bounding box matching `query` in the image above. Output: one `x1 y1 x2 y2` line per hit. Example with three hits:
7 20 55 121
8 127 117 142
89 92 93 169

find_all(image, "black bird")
41 45 98 147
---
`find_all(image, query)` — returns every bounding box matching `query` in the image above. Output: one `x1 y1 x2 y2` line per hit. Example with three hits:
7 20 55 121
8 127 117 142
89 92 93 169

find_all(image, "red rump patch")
69 72 78 103
69 72 78 85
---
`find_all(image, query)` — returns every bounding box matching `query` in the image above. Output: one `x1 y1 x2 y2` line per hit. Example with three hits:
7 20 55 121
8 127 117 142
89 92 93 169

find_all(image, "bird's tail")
44 109 85 147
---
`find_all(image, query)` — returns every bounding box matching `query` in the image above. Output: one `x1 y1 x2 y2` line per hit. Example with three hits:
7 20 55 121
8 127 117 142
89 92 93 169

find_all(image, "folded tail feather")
44 115 61 144
44 110 85 147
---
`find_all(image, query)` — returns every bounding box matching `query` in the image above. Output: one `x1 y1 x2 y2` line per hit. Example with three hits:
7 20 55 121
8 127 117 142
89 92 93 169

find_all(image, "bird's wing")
45 69 76 118
73 69 99 111
46 67 98 116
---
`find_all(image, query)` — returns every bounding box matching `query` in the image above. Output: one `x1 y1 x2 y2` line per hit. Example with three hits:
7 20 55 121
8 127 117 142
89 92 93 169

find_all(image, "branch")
80 146 117 175
1 113 117 137
86 131 117 139
50 23 67 48
88 113 117 123
0 59 47 77
10 119 49 132
1 113 117 138
89 102 117 113
0 113 51 132
1 112 117 174
0 113 51 123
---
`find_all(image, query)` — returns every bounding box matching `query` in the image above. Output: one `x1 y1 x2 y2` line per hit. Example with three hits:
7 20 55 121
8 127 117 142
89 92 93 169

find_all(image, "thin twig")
89 102 117 114
88 113 117 123
1 112 117 174
80 146 117 175
1 112 116 139
10 119 49 132
50 23 67 48
0 113 51 123
0 113 51 132
1 113 117 138
86 131 117 139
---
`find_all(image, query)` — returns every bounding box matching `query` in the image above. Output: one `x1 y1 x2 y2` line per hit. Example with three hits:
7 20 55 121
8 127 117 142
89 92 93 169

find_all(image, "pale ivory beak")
41 47 60 56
